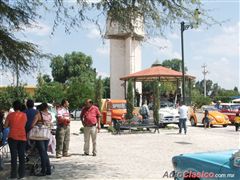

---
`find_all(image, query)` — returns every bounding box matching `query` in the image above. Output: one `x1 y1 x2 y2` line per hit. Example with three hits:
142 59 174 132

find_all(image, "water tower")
105 13 144 100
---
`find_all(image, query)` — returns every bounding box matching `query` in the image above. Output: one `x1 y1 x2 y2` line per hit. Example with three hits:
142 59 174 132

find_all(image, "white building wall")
110 39 126 99
110 37 142 100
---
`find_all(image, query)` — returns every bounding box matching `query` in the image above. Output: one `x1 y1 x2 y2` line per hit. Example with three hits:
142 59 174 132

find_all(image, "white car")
158 102 179 127
70 109 81 120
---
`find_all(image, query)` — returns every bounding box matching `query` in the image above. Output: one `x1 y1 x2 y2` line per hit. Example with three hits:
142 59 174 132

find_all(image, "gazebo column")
124 80 127 99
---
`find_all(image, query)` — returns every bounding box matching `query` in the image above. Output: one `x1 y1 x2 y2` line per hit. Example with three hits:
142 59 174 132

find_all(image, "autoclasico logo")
162 171 235 179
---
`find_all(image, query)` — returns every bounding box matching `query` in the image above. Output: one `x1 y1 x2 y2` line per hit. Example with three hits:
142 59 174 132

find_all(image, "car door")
195 108 204 124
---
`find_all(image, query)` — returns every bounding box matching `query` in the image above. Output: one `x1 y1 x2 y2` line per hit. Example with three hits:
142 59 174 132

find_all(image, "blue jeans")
35 140 51 174
179 118 187 134
8 138 26 178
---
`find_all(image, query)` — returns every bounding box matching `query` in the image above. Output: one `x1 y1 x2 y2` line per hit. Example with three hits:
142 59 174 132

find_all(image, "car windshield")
112 103 126 109
202 106 218 111
160 101 174 108
231 105 240 110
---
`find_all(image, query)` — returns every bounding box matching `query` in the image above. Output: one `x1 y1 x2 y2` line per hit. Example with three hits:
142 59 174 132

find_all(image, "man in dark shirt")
24 99 38 133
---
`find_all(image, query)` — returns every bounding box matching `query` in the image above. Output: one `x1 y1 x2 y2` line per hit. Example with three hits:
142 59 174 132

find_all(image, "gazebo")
120 64 195 105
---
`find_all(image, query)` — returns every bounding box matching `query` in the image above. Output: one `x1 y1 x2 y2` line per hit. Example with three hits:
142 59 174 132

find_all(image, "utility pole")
202 64 209 97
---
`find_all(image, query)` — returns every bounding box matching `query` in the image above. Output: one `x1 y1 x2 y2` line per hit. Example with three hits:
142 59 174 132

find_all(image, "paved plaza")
1 121 239 180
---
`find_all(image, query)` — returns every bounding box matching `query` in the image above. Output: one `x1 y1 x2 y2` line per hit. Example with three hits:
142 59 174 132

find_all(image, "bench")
114 120 160 134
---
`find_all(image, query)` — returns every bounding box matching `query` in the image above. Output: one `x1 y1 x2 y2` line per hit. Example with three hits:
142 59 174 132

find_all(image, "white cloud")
97 71 110 78
24 22 51 36
147 37 181 59
205 22 239 57
188 56 239 90
168 33 180 40
85 24 101 39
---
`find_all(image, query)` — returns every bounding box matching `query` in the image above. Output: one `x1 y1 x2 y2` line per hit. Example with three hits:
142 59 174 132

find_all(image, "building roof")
120 66 195 81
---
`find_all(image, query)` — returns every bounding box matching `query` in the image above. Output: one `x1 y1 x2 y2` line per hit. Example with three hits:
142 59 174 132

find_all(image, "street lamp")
180 21 193 104
180 9 200 104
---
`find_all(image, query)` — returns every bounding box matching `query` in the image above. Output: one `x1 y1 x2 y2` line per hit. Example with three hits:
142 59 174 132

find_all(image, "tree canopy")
1 0 215 72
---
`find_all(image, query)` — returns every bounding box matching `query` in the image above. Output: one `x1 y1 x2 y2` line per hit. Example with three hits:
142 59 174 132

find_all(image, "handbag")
29 112 51 140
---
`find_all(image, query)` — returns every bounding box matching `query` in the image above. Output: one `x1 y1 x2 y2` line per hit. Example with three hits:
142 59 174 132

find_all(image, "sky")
1 0 239 90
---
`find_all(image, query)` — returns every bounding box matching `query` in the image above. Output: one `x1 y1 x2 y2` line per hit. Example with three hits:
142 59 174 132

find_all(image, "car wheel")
70 114 74 118
223 124 227 127
190 117 196 126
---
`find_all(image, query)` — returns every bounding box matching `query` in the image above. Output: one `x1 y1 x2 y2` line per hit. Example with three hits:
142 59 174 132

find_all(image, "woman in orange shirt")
4 100 27 179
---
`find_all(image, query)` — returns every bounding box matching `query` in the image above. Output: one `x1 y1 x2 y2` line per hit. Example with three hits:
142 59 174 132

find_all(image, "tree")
42 74 52 83
34 82 65 104
126 79 134 120
102 77 110 99
153 80 160 125
1 0 215 72
94 77 103 109
0 85 30 110
66 77 95 110
0 0 44 72
161 59 187 72
50 51 96 83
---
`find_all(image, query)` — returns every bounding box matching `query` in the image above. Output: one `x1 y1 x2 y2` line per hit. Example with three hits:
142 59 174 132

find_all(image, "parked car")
70 109 82 120
100 99 140 127
172 149 240 180
100 99 127 127
219 103 240 124
158 101 179 127
189 105 230 127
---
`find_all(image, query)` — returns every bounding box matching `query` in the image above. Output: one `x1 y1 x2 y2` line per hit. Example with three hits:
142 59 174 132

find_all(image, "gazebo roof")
120 66 195 81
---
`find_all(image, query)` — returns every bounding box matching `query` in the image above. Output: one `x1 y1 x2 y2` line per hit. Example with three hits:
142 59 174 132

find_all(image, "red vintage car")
219 103 240 123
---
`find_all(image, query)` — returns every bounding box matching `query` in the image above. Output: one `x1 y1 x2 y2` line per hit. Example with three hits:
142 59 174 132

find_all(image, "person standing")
139 101 150 124
56 99 70 158
203 110 210 129
31 103 52 176
234 112 240 131
80 99 101 156
25 99 38 134
178 102 188 134
4 100 27 179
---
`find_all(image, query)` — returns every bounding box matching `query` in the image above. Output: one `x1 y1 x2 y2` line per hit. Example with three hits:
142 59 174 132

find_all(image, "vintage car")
219 103 240 124
158 101 179 127
172 149 240 180
70 108 82 120
189 105 230 127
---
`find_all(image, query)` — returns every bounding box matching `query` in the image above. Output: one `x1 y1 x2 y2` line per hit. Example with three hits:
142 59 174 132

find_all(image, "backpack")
139 106 147 115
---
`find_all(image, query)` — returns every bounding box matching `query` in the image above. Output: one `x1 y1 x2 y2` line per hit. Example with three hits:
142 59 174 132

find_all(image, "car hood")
158 107 179 116
209 111 228 122
181 149 238 168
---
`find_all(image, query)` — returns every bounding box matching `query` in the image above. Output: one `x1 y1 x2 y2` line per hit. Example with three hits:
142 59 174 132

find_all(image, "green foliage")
102 77 110 99
126 80 134 120
94 77 103 109
0 85 30 110
0 1 45 72
50 52 96 83
42 74 52 83
107 126 116 133
1 0 215 73
34 82 65 104
214 89 240 103
66 77 95 110
153 81 160 124
161 59 187 72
